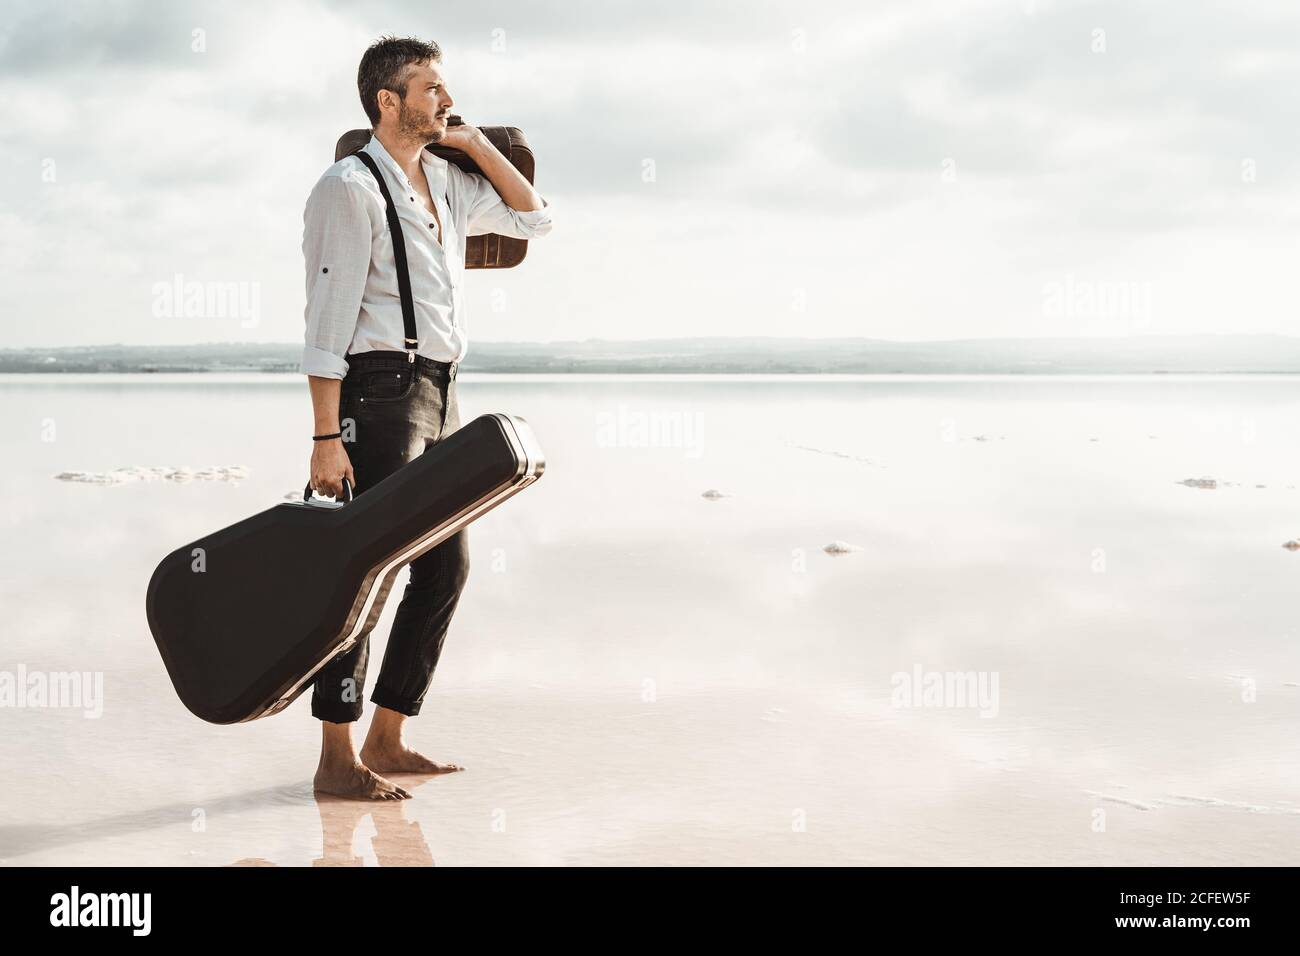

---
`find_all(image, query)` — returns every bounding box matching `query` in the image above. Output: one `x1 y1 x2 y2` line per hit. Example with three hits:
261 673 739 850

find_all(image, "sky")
0 0 1297 349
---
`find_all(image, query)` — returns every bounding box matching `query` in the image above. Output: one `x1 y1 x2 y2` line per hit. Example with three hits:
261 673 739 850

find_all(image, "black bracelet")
312 432 342 442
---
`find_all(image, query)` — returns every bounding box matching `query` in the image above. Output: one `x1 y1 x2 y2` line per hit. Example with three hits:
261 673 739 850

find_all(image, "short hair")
357 35 442 127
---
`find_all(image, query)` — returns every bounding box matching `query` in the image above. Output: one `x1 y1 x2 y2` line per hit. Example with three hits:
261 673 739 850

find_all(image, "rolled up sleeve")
300 171 372 379
463 169 554 239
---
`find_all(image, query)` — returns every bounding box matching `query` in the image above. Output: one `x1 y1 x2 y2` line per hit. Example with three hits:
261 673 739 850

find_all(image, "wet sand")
4 682 1298 866
2 373 1298 865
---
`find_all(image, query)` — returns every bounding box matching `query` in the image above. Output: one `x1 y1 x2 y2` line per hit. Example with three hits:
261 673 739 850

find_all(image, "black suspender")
351 149 419 363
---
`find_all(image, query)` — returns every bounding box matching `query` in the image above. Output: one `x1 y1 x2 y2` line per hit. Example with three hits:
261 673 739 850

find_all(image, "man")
300 36 553 800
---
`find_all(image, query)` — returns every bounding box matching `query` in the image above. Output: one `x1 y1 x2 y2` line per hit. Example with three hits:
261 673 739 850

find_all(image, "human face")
394 60 455 143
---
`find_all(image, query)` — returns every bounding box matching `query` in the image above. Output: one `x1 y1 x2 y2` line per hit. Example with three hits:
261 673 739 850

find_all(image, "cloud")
0 0 1296 348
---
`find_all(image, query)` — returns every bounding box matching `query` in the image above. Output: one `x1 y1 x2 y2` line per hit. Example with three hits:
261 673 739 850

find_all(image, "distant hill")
1 335 1298 374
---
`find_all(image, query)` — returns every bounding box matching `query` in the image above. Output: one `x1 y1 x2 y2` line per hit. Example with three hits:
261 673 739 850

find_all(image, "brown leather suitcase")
334 116 536 269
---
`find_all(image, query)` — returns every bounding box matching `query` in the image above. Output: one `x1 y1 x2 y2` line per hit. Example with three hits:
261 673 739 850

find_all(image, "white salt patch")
54 464 251 486
823 540 863 555
1177 477 1292 492
787 442 877 465
1084 790 1155 811
1159 794 1300 815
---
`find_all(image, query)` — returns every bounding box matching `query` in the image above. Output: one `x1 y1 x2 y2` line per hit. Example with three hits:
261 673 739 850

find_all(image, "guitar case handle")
303 477 353 505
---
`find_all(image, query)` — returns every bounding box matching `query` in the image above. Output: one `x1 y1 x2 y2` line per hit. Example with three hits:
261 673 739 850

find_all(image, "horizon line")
5 332 1299 352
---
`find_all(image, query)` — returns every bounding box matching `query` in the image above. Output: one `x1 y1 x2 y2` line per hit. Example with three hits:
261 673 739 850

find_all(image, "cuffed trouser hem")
311 694 363 724
370 686 422 717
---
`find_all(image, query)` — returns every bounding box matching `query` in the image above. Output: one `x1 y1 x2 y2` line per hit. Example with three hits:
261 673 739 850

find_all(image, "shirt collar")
362 133 448 196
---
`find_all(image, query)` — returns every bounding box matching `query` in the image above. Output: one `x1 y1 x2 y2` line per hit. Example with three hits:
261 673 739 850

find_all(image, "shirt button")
428 222 436 229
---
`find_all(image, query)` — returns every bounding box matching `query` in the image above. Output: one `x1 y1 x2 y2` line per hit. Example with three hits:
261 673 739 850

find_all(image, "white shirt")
299 134 554 379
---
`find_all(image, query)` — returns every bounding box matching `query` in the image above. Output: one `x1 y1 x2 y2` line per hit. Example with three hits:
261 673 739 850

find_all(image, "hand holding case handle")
303 476 353 506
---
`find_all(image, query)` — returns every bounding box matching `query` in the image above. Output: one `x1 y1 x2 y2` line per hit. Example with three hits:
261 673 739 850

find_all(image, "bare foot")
313 760 412 800
360 741 464 775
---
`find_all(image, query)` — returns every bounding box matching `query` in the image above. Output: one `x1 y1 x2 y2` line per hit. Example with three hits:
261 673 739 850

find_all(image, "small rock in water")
823 540 863 555
1177 477 1217 490
1282 540 1300 551
701 489 728 500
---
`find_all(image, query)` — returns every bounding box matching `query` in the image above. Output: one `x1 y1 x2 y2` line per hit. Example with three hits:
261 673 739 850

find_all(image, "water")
1 373 1297 865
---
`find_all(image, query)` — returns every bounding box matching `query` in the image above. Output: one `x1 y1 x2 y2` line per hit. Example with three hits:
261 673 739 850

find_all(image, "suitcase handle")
303 477 353 505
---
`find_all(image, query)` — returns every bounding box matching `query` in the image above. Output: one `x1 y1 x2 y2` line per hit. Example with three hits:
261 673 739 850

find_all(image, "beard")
397 99 445 144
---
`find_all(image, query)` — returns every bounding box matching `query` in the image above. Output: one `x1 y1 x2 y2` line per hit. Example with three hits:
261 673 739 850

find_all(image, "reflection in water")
312 777 438 867
227 778 442 867
1 779 439 868
0 784 304 861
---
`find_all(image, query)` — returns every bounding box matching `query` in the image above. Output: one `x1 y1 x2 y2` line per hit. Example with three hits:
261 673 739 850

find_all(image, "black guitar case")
146 413 544 724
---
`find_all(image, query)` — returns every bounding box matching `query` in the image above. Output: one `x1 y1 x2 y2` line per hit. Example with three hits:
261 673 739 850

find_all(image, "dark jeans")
310 351 470 723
